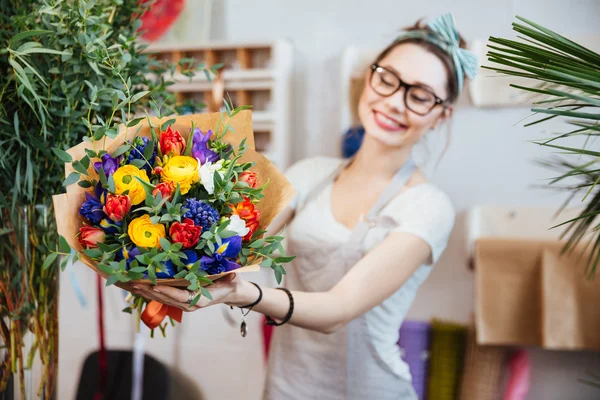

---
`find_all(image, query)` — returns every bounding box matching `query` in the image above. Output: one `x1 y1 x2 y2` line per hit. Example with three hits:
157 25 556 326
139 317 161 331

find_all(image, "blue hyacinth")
127 136 155 175
183 198 220 232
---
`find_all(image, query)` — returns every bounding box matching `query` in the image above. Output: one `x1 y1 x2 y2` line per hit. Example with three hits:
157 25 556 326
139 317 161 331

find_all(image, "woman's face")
358 43 452 148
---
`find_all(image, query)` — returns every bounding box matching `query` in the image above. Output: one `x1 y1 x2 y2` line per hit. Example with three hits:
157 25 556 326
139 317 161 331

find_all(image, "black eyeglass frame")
369 64 448 116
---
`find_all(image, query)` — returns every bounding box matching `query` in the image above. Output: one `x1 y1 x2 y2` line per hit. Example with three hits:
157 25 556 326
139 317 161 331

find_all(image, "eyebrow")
383 64 437 92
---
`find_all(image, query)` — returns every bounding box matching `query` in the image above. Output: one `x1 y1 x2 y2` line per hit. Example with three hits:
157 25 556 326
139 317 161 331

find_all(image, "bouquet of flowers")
51 109 295 331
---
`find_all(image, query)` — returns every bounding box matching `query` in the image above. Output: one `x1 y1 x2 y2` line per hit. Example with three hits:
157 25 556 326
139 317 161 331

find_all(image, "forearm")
227 280 349 334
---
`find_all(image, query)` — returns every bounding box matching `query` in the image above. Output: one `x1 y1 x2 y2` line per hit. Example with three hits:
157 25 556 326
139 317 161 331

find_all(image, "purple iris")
79 183 107 223
200 236 242 275
116 246 141 269
94 153 121 178
127 136 155 176
99 217 122 234
191 128 219 164
158 250 199 278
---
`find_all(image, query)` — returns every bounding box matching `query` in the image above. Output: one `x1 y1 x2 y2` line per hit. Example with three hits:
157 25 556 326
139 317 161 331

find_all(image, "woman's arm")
133 231 431 334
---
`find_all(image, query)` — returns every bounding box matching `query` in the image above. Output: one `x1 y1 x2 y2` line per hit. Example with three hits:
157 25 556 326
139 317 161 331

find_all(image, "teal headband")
394 13 479 93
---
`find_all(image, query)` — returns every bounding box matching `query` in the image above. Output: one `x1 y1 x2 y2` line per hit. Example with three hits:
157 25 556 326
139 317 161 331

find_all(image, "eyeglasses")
369 64 446 116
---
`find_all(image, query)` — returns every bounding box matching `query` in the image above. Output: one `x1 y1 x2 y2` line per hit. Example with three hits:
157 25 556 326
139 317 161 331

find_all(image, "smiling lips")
373 110 408 132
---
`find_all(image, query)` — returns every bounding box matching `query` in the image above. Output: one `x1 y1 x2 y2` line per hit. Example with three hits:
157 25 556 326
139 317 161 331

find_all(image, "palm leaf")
486 16 600 275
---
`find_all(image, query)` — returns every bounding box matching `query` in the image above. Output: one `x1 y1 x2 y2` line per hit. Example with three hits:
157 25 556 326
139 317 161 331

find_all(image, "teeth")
378 113 400 127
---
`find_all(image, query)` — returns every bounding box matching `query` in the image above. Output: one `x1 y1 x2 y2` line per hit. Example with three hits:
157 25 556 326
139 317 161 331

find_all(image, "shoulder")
284 156 344 191
388 183 454 219
285 156 344 181
384 183 455 264
285 156 345 209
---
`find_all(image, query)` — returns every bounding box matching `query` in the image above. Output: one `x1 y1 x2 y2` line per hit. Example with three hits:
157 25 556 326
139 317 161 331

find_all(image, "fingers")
132 284 189 310
152 285 190 304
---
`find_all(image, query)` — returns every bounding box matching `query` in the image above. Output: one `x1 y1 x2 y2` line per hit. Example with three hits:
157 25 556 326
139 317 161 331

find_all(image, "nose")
384 86 407 114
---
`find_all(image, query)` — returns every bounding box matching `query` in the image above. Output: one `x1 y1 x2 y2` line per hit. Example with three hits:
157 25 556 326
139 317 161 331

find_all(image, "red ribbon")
141 300 182 329
94 275 107 400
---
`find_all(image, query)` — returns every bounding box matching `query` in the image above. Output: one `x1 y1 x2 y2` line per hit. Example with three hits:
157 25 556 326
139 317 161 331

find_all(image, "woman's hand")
132 273 240 312
131 273 263 312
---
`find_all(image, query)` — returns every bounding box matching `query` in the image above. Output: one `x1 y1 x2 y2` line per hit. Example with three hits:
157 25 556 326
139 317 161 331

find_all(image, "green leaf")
52 148 73 163
112 144 131 157
160 118 177 131
127 117 144 127
83 249 103 258
105 275 119 286
59 236 71 253
174 270 188 279
274 269 283 285
206 241 215 254
72 160 89 176
9 30 51 45
249 239 265 248
64 172 80 186
260 258 273 268
200 286 213 300
131 90 150 103
78 180 93 188
159 238 172 252
144 140 155 160
274 256 296 263
108 174 116 193
42 253 58 270
130 159 146 169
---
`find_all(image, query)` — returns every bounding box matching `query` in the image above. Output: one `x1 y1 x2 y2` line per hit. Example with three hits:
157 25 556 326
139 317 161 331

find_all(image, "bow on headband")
395 13 479 93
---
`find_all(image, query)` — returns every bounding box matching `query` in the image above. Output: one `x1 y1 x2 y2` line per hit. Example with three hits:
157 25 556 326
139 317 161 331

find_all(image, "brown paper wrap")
541 247 600 350
52 111 295 292
474 238 600 350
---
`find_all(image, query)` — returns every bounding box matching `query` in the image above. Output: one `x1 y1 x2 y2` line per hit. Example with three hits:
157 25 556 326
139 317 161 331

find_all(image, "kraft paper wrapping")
474 238 600 350
541 247 600 350
52 111 295 292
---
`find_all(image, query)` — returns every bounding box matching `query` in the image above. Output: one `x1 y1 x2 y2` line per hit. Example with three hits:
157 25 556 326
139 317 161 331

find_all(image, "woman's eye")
380 76 395 87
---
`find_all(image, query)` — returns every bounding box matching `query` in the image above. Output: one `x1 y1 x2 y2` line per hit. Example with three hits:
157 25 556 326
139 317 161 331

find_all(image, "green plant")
485 16 600 275
0 0 212 396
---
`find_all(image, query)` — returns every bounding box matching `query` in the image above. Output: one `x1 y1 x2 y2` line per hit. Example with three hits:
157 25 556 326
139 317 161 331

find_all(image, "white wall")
58 1 600 399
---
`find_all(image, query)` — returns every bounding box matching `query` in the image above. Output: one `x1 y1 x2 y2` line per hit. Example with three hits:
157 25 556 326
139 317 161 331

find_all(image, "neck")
347 136 413 180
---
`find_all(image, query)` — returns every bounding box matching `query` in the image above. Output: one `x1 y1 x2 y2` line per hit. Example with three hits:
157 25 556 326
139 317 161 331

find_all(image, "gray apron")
264 158 419 400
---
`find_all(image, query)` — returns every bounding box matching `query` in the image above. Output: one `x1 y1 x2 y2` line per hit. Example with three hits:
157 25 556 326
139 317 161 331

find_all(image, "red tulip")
159 126 186 156
103 194 131 222
78 226 105 249
169 218 201 249
238 171 259 189
152 181 175 201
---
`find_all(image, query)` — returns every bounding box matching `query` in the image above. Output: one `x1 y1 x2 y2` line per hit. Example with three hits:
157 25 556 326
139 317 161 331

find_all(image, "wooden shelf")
145 40 293 169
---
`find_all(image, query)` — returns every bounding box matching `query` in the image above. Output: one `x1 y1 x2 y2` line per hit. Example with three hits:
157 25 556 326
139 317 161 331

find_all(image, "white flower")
228 214 250 237
198 159 224 195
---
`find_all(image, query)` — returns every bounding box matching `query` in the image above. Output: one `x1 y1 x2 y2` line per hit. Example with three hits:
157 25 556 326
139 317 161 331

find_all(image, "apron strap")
348 157 416 244
296 156 416 244
296 158 351 214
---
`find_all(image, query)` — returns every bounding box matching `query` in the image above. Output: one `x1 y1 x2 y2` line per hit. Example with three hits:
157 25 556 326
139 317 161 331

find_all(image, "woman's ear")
432 105 453 129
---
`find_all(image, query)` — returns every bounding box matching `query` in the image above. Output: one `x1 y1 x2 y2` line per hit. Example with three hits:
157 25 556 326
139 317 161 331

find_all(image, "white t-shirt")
286 156 455 265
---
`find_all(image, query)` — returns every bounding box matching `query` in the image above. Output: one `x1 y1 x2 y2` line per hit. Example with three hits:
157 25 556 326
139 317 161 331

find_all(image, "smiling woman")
133 12 479 400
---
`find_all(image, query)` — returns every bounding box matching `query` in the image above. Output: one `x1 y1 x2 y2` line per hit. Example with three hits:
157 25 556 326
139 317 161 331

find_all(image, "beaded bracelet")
266 287 294 326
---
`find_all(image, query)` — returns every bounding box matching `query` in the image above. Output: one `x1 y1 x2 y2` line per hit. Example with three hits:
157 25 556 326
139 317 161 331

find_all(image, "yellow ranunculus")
128 215 166 249
113 165 149 205
160 156 199 195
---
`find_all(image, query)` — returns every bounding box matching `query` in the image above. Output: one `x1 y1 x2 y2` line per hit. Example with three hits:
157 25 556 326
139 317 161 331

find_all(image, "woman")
133 13 478 400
